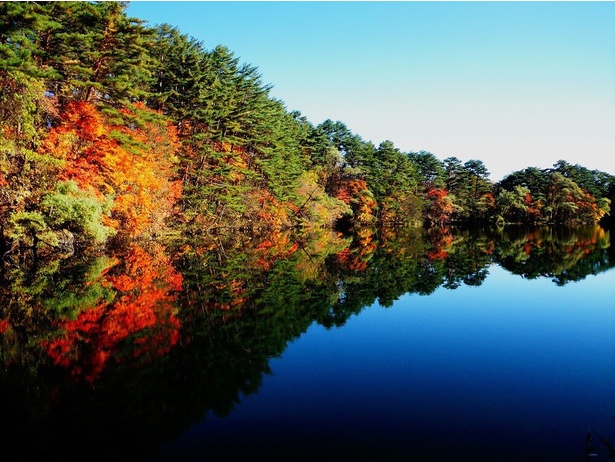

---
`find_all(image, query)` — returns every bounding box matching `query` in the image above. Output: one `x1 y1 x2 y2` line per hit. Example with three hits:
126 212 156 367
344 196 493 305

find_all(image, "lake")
1 225 613 461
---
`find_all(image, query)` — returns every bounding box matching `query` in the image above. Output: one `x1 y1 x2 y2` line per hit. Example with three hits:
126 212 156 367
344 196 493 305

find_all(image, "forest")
1 1 614 260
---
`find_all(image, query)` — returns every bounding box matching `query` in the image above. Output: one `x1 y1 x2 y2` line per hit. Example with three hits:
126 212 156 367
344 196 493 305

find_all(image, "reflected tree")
0 224 613 460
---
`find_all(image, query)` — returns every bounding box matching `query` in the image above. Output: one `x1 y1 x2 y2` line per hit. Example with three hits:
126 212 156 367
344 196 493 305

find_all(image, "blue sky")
126 1 615 181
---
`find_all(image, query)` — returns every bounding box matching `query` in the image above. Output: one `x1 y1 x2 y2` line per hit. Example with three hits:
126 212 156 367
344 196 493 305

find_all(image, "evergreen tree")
551 159 614 201
463 159 494 222
370 141 422 223
1 2 156 105
147 24 210 128
408 150 446 189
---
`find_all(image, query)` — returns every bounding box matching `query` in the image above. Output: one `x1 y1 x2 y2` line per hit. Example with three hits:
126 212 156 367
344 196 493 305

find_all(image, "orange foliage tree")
335 179 377 225
41 100 181 239
425 188 454 226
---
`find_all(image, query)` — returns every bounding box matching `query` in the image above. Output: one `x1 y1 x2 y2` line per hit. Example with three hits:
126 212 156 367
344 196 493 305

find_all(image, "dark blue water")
153 265 615 461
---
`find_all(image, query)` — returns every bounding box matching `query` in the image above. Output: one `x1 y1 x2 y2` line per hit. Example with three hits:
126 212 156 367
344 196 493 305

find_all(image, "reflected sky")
159 265 615 460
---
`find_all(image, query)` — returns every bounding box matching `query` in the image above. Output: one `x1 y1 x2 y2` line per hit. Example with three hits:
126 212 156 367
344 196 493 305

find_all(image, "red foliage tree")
425 188 454 226
41 101 181 238
335 179 377 224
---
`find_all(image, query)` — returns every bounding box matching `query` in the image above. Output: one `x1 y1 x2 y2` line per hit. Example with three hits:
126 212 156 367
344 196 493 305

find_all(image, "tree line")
1 1 613 258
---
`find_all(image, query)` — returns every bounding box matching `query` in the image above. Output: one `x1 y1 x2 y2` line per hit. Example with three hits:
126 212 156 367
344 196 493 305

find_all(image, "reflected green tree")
493 226 612 285
0 224 613 460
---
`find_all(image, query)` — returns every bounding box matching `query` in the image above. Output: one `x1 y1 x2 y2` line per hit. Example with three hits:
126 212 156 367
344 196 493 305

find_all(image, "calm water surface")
155 265 615 461
1 226 613 461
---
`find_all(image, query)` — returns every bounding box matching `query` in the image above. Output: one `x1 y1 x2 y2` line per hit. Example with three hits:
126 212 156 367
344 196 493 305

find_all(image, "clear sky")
126 1 615 182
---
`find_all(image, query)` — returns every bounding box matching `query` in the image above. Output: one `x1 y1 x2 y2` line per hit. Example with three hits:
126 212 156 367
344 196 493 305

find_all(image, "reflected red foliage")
252 231 300 271
426 228 454 261
42 243 182 383
336 228 377 272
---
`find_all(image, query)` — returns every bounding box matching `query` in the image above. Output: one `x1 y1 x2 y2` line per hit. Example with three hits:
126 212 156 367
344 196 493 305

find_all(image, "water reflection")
495 226 612 285
0 225 612 460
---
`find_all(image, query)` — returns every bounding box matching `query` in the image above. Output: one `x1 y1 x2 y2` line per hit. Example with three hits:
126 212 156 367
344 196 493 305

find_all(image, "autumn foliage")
42 243 182 382
335 179 377 225
42 101 181 238
0 1 612 261
425 188 454 226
